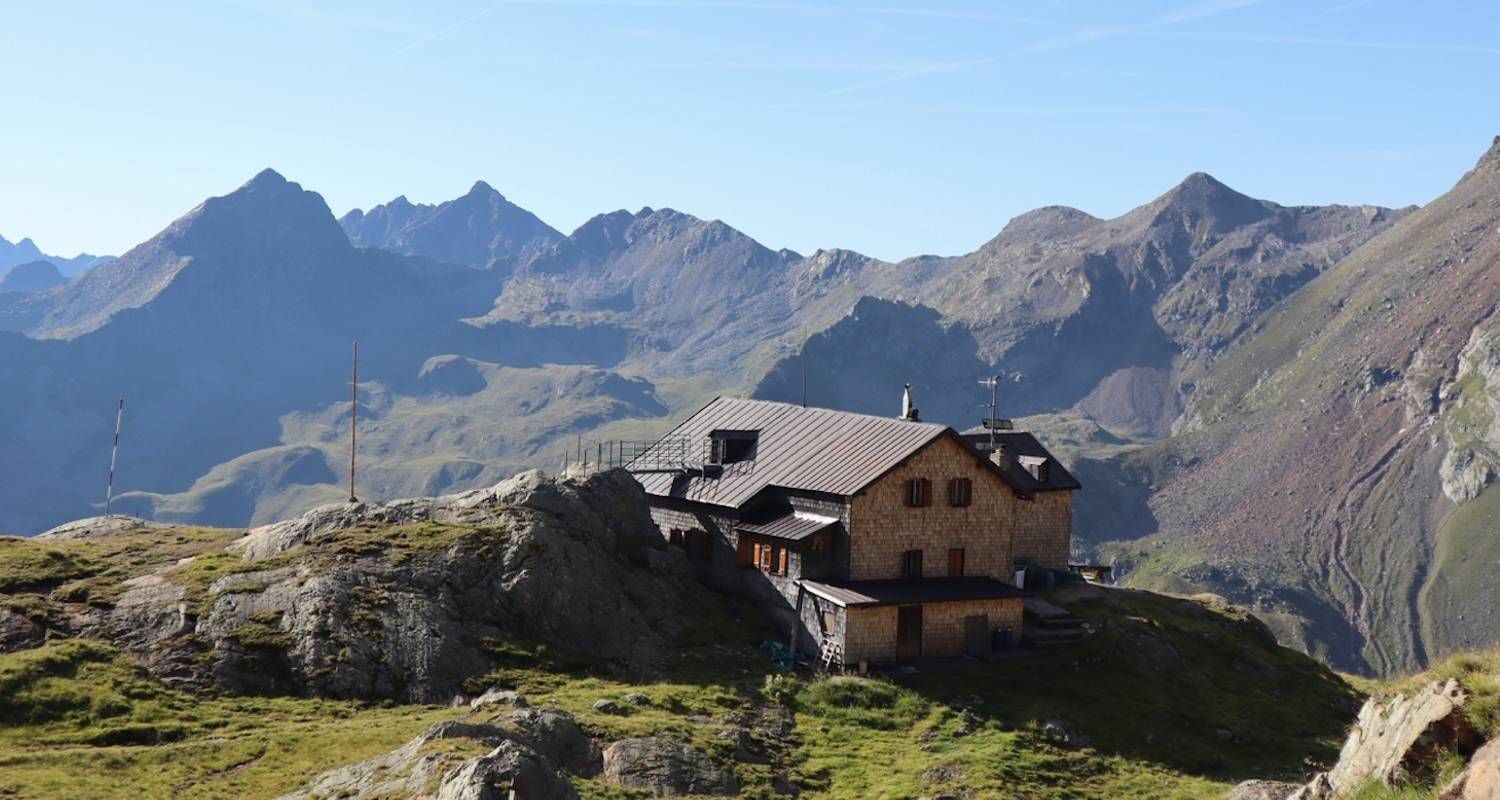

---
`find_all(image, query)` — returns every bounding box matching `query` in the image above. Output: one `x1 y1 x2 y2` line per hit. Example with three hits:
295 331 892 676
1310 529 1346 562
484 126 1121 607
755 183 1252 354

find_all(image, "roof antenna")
978 375 1014 451
104 397 124 516
349 341 359 504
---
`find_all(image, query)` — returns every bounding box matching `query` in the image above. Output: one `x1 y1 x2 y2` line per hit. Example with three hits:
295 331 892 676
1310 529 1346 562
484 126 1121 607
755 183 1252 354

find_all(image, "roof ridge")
713 395 949 430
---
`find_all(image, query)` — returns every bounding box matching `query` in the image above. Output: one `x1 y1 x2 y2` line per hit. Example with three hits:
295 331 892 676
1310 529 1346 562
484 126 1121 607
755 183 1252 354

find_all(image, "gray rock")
624 692 652 706
602 736 741 797
1227 780 1302 800
1039 718 1087 748
61 469 709 701
1326 679 1476 791
435 739 579 800
470 687 528 710
593 699 624 715
509 707 602 777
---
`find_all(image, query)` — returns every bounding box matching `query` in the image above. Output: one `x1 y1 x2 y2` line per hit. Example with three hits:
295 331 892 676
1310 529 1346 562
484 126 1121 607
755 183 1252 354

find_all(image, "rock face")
602 736 741 797
0 260 65 294
281 718 580 800
1321 679 1477 793
1261 678 1481 799
1439 738 1500 799
23 469 707 702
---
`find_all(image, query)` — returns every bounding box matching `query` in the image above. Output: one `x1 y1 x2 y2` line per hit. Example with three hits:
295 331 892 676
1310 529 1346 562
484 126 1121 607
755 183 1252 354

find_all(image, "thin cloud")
1165 31 1500 56
397 2 508 53
1018 0 1263 53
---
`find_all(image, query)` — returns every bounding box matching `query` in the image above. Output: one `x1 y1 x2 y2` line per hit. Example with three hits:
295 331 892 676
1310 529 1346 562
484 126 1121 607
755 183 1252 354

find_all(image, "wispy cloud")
810 0 1261 99
1163 31 1500 56
397 2 509 53
1017 0 1262 53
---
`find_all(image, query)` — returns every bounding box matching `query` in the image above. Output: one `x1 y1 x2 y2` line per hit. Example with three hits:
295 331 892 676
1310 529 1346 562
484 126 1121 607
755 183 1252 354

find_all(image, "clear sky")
3 0 1498 261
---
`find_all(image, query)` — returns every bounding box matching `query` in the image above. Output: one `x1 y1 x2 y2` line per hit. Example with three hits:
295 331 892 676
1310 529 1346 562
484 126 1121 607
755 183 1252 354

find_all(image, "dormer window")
709 429 758 464
1020 455 1050 482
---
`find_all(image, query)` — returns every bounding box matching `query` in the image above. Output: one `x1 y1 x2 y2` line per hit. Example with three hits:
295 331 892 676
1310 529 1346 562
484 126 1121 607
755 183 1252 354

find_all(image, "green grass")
0 575 1361 799
0 537 105 592
1354 648 1500 739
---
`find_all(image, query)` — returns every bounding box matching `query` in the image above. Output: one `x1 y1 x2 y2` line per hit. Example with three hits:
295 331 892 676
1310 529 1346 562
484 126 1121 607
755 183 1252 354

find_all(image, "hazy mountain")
0 260 65 294
757 173 1409 438
1100 137 1500 675
340 181 563 269
0 233 110 277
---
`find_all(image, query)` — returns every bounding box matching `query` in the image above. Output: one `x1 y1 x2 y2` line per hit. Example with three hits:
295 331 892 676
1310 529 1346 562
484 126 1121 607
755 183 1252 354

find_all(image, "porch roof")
736 511 839 542
800 577 1025 608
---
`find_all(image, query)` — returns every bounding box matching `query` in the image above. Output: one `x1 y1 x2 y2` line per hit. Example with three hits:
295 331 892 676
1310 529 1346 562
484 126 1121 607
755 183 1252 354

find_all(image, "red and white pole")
105 397 124 516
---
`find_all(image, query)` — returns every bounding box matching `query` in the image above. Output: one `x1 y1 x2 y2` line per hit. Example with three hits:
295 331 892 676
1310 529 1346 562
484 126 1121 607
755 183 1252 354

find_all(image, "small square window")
905 478 930 507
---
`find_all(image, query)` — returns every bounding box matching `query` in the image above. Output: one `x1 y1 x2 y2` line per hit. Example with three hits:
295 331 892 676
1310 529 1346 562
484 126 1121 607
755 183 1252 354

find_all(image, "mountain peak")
1144 170 1271 232
245 168 289 189
466 180 500 199
1478 134 1500 171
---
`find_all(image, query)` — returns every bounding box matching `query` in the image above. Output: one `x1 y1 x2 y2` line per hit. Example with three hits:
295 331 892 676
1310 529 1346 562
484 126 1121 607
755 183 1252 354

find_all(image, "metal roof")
956 431 1082 492
801 578 1027 608
632 397 949 508
737 512 839 542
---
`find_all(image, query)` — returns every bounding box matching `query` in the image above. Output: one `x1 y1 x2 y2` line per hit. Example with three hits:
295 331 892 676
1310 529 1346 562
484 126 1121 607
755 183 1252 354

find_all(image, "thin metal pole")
349 341 359 503
800 326 808 407
105 398 124 515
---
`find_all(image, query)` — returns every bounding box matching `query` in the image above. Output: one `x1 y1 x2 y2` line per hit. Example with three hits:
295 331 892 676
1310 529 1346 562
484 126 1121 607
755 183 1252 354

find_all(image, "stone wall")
841 597 1023 665
846 435 1073 579
1009 490 1072 571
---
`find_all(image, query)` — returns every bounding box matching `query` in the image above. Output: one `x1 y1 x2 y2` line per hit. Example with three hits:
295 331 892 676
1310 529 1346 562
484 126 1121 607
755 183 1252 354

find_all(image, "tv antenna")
800 325 809 407
349 341 359 504
977 375 1014 452
104 398 124 516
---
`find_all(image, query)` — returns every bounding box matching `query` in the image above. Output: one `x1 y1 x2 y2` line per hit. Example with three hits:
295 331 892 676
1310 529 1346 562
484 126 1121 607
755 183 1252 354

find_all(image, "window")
948 478 973 507
709 429 759 464
905 478 931 507
948 548 965 578
736 537 752 568
821 610 836 633
669 529 684 547
758 542 773 572
778 546 789 576
901 549 923 580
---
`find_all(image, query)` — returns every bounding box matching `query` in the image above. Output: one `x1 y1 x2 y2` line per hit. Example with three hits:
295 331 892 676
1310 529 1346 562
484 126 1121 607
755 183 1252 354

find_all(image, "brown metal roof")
633 397 949 508
737 512 839 542
801 578 1027 608
956 431 1082 492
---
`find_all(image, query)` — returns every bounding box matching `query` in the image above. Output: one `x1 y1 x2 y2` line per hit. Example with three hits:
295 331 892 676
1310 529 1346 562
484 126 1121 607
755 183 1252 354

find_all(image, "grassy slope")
0 522 1361 800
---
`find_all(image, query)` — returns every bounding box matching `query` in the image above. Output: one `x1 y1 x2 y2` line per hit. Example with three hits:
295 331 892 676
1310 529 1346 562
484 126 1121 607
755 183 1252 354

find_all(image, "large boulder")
1280 679 1478 799
1326 679 1477 790
507 707 602 777
602 736 740 797
56 469 707 701
281 718 579 800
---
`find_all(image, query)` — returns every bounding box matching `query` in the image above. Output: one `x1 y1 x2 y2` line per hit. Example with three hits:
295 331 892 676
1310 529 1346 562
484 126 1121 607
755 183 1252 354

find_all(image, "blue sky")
2 1 1498 261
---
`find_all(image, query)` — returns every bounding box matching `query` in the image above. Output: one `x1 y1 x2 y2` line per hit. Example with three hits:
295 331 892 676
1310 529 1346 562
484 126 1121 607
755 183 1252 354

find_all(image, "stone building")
631 396 1079 669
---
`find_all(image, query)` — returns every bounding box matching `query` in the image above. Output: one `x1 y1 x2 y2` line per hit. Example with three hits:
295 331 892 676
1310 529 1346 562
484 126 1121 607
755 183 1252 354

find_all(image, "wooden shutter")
902 549 923 580
949 478 971 507
759 543 772 572
778 546 789 576
906 478 931 507
736 537 752 568
948 548 965 577
698 530 712 562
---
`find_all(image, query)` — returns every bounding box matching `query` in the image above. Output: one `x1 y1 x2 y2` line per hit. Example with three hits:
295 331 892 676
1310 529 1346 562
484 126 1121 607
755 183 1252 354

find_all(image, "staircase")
1022 598 1086 649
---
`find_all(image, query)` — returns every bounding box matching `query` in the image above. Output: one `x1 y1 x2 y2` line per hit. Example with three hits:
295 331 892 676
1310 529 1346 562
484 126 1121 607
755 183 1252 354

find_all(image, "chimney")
990 443 1010 469
900 383 920 421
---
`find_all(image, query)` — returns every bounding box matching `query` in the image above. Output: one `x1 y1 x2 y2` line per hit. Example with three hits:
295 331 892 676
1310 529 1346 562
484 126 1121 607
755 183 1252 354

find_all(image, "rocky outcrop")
23 469 709 702
601 736 741 797
1240 678 1481 799
280 718 580 800
507 707 603 778
1440 321 1500 502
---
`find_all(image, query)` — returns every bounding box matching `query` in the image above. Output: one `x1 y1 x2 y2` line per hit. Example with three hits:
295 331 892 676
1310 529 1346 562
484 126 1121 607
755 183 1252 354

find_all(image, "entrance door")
896 605 923 660
963 614 990 657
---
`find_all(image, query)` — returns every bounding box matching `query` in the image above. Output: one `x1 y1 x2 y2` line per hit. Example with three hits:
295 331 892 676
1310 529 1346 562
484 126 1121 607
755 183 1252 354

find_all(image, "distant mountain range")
0 232 111 280
4 140 1499 676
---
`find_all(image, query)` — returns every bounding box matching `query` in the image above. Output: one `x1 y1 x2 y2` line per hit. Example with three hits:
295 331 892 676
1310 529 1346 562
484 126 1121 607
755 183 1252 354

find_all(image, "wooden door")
963 614 990 657
896 605 923 660
948 548 965 577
